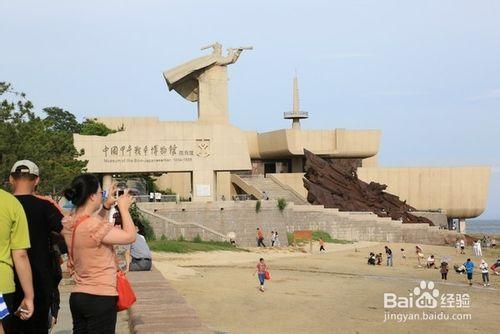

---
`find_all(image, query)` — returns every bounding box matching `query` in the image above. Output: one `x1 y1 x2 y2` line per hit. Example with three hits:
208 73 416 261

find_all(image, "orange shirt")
62 215 117 296
257 230 263 239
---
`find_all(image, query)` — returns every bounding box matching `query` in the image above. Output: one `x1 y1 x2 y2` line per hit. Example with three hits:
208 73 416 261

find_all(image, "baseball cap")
10 160 40 176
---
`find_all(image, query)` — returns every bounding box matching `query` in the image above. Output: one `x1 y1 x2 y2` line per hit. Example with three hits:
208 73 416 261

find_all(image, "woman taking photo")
62 174 136 334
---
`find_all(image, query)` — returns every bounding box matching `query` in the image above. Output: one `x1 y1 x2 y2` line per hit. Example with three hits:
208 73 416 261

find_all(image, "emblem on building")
196 139 211 157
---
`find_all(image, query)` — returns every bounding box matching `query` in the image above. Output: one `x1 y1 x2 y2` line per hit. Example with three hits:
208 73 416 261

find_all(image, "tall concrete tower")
284 74 308 129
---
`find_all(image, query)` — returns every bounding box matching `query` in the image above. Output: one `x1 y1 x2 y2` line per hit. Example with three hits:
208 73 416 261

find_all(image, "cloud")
466 88 500 101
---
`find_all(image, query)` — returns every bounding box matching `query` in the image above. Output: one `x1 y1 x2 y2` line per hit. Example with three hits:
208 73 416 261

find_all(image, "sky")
1 0 499 219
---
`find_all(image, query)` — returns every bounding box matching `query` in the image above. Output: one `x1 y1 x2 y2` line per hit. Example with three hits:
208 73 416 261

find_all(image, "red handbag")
265 271 271 280
116 271 136 311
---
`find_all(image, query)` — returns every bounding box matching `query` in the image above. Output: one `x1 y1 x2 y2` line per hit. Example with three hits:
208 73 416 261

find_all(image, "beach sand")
152 242 500 334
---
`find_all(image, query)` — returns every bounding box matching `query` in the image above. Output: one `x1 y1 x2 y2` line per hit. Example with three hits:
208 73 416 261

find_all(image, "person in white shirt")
460 239 466 254
479 259 490 286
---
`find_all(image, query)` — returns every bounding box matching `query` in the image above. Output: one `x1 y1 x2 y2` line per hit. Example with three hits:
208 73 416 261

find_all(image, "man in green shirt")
0 189 34 331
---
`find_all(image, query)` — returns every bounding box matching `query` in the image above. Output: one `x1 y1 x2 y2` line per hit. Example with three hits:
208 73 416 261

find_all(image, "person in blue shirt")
464 258 475 286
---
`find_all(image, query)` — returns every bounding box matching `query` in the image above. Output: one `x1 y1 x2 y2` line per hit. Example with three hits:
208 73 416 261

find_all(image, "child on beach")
319 238 326 253
375 253 382 265
460 239 466 254
271 231 276 247
464 258 475 286
480 260 490 286
255 258 269 292
427 255 436 269
492 259 500 275
368 252 376 265
400 248 406 260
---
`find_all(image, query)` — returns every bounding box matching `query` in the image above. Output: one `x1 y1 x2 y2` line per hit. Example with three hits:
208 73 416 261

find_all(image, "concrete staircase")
240 175 308 204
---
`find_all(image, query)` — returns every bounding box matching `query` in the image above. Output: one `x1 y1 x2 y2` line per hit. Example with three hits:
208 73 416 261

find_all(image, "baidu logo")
383 280 472 323
384 280 439 309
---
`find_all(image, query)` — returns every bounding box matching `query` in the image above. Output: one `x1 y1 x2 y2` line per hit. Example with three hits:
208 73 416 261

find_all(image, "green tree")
0 82 86 198
80 118 117 136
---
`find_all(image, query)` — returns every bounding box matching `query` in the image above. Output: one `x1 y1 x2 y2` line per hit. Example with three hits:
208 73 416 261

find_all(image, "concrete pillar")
459 218 466 233
216 171 231 201
192 170 214 202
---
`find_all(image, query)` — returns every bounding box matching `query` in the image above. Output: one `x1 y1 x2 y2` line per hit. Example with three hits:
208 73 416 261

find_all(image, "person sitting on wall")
129 225 152 271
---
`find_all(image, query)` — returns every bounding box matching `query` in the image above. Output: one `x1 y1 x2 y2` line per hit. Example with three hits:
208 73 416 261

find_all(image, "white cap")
10 160 40 176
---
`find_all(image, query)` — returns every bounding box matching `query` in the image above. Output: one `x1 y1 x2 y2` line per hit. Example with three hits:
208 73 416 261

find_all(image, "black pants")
320 245 325 252
441 272 448 280
69 293 117 334
257 238 266 247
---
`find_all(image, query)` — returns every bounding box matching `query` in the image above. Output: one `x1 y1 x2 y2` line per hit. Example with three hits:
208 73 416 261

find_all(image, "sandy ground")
153 243 500 334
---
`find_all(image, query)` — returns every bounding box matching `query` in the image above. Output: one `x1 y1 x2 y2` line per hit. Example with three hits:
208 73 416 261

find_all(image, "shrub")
193 234 202 243
312 230 333 242
255 200 262 213
129 203 156 241
160 234 167 241
277 198 288 212
287 232 294 245
177 234 186 242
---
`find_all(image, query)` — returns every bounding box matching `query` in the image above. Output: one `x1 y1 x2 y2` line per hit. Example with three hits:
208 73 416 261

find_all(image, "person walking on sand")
319 238 326 253
270 231 276 247
256 228 265 247
464 258 475 286
274 232 280 247
400 248 406 260
460 239 466 254
440 260 449 281
479 259 490 286
254 258 268 292
385 246 393 267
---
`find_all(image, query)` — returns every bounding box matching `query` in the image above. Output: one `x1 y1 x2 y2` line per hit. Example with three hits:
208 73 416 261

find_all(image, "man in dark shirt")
385 246 393 267
7 160 64 334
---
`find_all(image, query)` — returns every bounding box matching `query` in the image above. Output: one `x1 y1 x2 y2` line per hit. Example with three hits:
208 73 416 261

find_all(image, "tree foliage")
0 81 117 198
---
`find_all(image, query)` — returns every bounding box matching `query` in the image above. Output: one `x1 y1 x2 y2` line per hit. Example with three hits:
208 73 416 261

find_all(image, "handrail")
230 174 264 200
138 207 227 240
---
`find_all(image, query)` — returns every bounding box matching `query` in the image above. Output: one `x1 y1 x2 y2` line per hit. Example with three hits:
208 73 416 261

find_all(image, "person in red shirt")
254 258 268 292
256 228 265 247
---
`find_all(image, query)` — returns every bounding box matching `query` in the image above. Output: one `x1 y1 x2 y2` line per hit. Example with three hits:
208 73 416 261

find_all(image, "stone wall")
137 201 460 247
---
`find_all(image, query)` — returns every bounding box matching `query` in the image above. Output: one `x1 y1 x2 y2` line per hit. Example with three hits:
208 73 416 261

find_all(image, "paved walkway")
127 269 213 333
